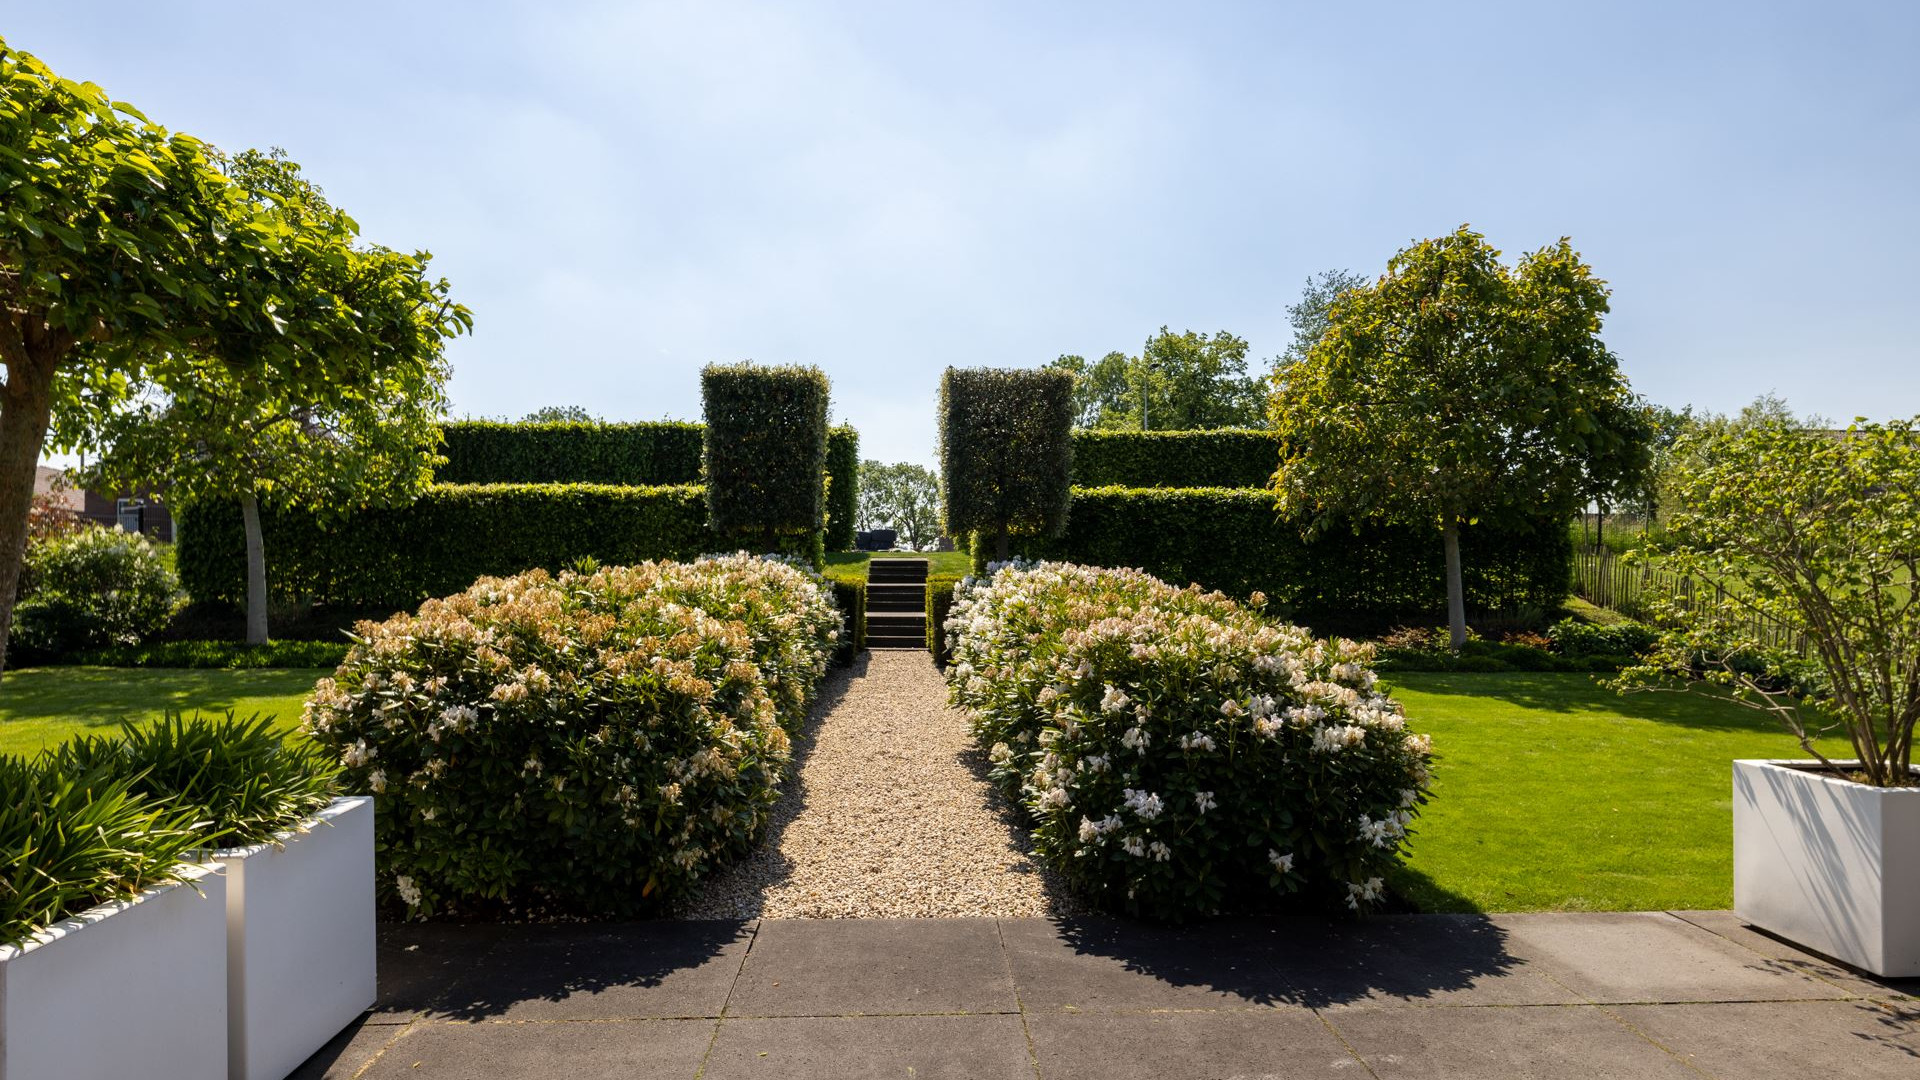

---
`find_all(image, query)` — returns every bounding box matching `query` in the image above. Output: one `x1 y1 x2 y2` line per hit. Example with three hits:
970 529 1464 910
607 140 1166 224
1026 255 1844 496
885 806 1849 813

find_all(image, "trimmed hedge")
939 367 1075 556
436 420 704 485
1071 429 1279 489
55 640 351 670
926 574 961 665
826 424 859 551
830 578 867 663
177 484 710 611
1005 486 1569 624
702 363 831 548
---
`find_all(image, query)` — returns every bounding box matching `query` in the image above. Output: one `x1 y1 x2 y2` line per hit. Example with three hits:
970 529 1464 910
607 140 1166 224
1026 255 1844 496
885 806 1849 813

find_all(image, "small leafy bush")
46 713 341 849
1549 618 1657 658
0 757 204 948
945 561 1433 920
13 526 179 658
926 574 962 664
302 554 842 917
57 639 351 670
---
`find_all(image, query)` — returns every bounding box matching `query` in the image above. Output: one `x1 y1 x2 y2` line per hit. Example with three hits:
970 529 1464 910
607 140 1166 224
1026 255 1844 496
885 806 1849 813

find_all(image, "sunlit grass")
0 667 327 757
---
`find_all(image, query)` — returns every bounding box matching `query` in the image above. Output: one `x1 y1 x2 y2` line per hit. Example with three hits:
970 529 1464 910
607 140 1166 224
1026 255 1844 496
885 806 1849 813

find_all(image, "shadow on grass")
0 666 325 724
1387 671 1783 734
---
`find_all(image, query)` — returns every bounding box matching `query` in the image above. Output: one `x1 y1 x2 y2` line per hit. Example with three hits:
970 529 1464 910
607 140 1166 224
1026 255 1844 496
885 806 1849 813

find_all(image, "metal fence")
1572 547 1809 656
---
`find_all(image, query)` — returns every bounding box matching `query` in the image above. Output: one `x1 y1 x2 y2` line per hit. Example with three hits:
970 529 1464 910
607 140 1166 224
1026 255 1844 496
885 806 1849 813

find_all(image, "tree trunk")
1596 500 1607 552
1443 517 1467 652
995 526 1009 563
0 351 59 680
240 491 270 645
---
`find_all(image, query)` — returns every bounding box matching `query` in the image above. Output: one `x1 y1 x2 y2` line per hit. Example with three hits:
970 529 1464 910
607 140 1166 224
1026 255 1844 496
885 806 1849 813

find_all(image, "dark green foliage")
1012 487 1570 625
1071 429 1281 489
176 484 710 611
702 363 831 544
58 640 350 670
825 425 860 551
926 575 961 664
939 368 1075 553
0 756 204 947
435 420 705 485
1375 639 1629 673
47 713 341 848
830 579 866 663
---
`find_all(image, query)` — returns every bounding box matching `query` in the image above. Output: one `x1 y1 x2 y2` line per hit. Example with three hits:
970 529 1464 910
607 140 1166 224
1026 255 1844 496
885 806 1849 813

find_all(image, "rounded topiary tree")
938 367 1075 562
701 363 831 567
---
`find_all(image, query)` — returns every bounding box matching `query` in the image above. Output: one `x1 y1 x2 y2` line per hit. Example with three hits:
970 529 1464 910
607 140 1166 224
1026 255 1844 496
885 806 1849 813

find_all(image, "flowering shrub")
303 553 841 917
13 526 179 659
945 561 1433 919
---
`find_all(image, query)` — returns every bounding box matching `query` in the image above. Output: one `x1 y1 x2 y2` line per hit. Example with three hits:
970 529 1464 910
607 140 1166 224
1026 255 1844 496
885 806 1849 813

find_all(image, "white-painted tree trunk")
1443 518 1467 651
239 492 270 645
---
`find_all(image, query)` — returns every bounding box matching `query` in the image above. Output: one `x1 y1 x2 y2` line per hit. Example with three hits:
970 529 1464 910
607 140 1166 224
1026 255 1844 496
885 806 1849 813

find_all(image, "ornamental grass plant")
303 554 842 917
945 561 1433 920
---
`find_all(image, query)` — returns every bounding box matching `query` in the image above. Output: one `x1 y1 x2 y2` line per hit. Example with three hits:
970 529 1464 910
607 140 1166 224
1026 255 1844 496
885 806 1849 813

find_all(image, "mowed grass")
1384 672 1846 914
823 550 973 584
0 667 328 757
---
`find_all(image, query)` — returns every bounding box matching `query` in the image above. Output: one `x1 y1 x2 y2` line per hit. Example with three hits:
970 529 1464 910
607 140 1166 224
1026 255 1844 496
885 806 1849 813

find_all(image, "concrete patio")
299 910 1917 1079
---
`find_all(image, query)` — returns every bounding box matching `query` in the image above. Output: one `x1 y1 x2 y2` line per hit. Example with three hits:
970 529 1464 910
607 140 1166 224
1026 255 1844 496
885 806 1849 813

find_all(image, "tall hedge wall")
939 367 1074 552
702 363 830 547
435 421 705 485
1070 429 1279 489
1002 486 1570 624
177 484 709 611
825 424 859 551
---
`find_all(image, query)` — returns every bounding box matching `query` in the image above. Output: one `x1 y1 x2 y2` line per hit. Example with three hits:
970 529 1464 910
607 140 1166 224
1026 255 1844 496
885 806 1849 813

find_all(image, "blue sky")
15 1 1918 467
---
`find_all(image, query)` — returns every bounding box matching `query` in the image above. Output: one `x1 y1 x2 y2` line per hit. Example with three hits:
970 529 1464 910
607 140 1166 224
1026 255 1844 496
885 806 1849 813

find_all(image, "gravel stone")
683 651 1078 919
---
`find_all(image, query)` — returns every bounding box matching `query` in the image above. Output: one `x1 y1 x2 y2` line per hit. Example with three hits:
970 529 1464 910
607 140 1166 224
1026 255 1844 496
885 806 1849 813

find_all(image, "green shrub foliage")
944 561 1433 919
830 578 867 663
0 756 204 947
177 484 710 610
825 424 860 551
1071 429 1280 489
926 574 961 664
939 367 1075 554
13 527 179 659
1547 617 1657 658
702 363 831 545
1010 487 1569 623
303 555 842 917
436 420 705 485
48 713 342 848
61 639 352 670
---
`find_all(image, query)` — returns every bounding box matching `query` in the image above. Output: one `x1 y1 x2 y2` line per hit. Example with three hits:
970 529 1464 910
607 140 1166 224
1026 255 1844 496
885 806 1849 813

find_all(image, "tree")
72 151 455 644
1574 392 1659 550
1279 269 1369 367
522 405 598 423
1270 226 1643 650
857 460 941 550
0 39 469 673
1618 419 1920 788
1048 327 1264 430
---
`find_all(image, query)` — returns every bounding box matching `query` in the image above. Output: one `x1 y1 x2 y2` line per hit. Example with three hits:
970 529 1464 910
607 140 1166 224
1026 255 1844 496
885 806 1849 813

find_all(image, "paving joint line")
347 1021 418 1080
1665 908 1899 1001
994 918 1046 1079
691 917 761 1080
1308 1008 1382 1080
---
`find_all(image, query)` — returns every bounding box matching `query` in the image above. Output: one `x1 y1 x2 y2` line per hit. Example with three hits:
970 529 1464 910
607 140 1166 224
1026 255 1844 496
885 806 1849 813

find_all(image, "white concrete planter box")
1733 759 1920 977
214 795 376 1080
0 864 228 1080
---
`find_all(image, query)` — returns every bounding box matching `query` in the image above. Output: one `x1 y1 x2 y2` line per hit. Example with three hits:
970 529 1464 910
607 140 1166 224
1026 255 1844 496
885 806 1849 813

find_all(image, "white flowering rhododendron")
304 553 841 917
945 560 1433 919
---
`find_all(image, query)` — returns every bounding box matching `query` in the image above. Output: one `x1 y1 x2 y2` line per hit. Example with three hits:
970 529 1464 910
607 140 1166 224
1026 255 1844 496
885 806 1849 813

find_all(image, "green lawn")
1385 672 1843 914
823 550 973 584
0 667 328 757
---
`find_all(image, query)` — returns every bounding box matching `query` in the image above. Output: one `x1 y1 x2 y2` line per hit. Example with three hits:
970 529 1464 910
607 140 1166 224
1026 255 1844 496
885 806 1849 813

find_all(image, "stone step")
867 559 929 583
866 584 926 611
867 612 926 631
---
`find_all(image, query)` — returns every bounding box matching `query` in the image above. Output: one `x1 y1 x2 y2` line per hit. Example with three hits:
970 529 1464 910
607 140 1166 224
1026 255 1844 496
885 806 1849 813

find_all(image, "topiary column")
701 362 832 567
938 367 1075 562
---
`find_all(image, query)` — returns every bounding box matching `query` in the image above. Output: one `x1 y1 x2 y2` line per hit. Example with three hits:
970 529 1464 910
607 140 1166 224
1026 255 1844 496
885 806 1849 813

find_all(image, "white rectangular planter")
0 865 228 1080
215 796 377 1080
1733 759 1920 977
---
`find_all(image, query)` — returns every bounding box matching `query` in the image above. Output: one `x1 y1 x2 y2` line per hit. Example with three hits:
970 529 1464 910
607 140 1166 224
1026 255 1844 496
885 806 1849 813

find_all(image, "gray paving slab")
1329 1003 1698 1079
372 922 506 1022
1612 1000 1920 1080
702 1014 1035 1079
1023 1008 1361 1080
1494 911 1843 1003
425 921 754 1021
287 1018 410 1079
728 917 1017 1017
997 916 1301 1011
355 1019 715 1079
1281 914 1582 1010
1669 909 1920 1000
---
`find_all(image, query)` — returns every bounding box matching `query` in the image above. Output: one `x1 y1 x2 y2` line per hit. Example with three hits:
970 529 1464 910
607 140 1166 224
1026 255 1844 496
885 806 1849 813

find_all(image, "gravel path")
683 651 1077 919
